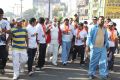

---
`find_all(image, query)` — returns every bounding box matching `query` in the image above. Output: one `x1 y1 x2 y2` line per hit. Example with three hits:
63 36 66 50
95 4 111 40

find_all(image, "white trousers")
12 50 28 77
47 43 59 64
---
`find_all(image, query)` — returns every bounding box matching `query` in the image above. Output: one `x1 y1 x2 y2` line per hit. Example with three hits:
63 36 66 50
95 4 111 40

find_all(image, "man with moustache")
86 16 109 80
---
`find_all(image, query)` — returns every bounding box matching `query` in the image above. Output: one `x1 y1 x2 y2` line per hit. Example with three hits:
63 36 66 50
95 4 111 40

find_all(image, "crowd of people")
0 8 120 80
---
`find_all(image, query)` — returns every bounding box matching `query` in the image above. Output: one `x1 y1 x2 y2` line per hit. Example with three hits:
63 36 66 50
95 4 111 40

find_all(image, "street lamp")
15 4 20 17
77 5 81 21
20 0 23 19
48 0 50 19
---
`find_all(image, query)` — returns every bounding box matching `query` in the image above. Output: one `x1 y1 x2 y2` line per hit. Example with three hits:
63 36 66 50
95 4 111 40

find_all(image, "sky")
0 0 33 14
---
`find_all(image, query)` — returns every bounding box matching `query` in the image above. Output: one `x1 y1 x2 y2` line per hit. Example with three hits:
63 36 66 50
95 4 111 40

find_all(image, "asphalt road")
0 53 120 80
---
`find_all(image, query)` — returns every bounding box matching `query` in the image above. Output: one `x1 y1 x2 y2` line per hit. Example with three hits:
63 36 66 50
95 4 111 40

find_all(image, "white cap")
84 24 87 26
108 21 113 26
16 18 22 23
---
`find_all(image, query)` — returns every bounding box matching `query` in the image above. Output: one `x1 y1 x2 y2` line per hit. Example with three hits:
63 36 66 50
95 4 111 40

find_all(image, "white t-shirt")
0 19 11 45
60 24 74 42
74 29 87 46
36 23 46 44
50 25 59 44
108 30 117 47
26 24 37 48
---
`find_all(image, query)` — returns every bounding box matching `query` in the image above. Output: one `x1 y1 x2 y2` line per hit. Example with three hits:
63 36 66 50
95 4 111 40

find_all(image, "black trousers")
108 47 116 70
69 45 76 60
37 43 47 68
27 48 37 72
0 45 8 69
72 45 85 64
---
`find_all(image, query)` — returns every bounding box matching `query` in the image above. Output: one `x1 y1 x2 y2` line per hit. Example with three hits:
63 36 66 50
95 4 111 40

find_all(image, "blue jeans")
61 41 71 64
88 47 108 78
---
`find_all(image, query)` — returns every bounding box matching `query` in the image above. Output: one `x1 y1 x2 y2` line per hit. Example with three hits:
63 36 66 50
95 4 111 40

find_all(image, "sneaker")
70 60 74 63
63 63 67 66
50 56 53 61
100 77 107 80
20 68 25 73
80 64 85 67
100 76 110 80
28 71 34 76
13 75 19 80
36 67 41 71
89 75 96 80
0 69 5 75
110 70 114 73
52 62 57 66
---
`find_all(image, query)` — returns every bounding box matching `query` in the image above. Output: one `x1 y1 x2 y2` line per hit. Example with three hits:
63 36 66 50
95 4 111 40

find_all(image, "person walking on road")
86 16 109 80
7 19 28 80
60 18 74 65
36 17 47 70
26 18 37 76
0 8 11 75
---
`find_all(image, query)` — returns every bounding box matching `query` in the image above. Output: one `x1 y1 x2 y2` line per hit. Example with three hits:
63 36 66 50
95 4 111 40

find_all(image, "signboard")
105 0 120 18
107 0 120 3
105 6 120 13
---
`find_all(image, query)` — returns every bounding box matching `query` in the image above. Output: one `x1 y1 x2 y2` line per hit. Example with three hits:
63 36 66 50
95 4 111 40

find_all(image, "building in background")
88 0 120 19
88 0 105 19
61 0 89 20
77 0 89 20
33 0 60 19
60 0 77 17
33 0 120 20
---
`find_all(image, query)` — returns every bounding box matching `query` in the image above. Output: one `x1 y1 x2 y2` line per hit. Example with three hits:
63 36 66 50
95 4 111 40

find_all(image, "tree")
23 8 37 20
4 12 15 19
52 4 62 17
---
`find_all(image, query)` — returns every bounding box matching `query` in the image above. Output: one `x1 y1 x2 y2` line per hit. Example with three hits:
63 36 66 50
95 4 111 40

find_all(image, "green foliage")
23 8 37 20
58 16 63 22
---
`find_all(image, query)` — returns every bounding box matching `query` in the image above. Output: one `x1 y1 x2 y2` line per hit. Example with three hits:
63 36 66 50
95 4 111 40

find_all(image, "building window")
106 16 108 19
85 9 88 15
94 0 98 2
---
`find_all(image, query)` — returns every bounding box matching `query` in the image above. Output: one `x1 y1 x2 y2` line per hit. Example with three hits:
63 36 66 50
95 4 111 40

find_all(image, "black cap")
92 17 97 20
78 22 83 27
64 18 69 22
74 14 78 17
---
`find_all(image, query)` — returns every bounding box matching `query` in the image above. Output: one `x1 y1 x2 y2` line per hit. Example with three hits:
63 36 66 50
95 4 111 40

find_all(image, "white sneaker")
52 62 57 66
20 68 25 73
50 56 53 61
13 75 19 80
36 67 41 71
47 58 51 62
28 71 34 76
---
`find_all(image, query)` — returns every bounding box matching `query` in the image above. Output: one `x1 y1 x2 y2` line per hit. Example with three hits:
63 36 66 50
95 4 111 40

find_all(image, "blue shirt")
86 25 109 49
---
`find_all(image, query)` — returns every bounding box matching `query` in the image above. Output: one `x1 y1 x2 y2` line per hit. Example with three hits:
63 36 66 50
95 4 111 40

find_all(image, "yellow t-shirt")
11 27 27 50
